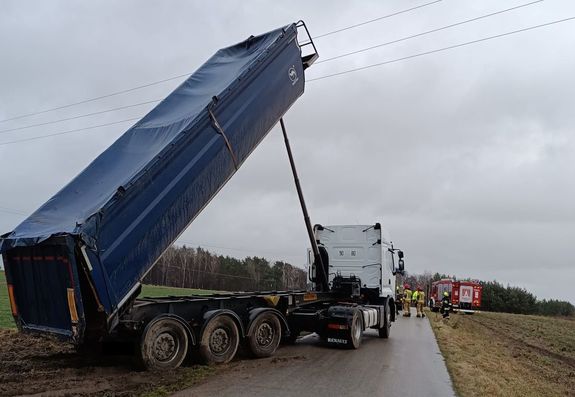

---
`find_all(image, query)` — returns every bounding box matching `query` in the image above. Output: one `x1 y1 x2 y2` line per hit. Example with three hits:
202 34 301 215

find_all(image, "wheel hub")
256 322 274 347
153 332 177 362
210 328 230 355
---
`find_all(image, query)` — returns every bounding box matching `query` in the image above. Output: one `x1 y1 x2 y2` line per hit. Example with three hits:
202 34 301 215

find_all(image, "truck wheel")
378 301 391 339
247 312 282 358
346 310 363 349
199 315 239 365
139 318 189 370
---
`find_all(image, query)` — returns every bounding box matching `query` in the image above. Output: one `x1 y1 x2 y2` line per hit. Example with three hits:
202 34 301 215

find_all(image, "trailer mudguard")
0 23 313 342
201 309 246 338
247 307 289 336
142 314 196 346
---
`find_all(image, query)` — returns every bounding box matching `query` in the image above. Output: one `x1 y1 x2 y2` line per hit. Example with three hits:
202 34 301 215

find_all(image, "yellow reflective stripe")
8 284 18 316
67 288 79 324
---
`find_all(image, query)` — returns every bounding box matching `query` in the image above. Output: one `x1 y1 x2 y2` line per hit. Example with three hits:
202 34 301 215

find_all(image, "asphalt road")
173 308 455 397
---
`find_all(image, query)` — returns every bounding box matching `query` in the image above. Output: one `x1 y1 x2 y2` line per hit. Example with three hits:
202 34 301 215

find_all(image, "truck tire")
346 310 363 349
246 312 282 358
199 315 239 365
378 301 391 339
139 318 189 370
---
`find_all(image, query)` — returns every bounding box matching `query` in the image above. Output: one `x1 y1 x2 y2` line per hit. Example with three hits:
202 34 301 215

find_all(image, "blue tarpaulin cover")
1 23 307 336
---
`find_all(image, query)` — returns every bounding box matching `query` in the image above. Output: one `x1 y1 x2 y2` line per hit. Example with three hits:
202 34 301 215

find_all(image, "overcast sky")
1 0 574 302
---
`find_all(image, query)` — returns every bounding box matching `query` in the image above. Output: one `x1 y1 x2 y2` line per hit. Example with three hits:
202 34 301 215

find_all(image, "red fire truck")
430 279 482 313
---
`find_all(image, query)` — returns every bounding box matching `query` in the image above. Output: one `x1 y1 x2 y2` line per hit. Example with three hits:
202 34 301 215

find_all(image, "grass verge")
0 271 15 328
428 309 575 397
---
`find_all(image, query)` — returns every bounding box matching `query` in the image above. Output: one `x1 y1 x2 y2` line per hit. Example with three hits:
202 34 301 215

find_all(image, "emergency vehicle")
430 279 482 313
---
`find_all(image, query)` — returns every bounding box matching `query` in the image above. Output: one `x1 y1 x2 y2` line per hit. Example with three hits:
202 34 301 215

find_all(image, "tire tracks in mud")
466 316 575 369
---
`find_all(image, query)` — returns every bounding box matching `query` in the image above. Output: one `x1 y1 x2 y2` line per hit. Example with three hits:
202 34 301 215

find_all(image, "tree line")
479 280 574 316
144 245 307 292
144 247 573 317
400 272 574 317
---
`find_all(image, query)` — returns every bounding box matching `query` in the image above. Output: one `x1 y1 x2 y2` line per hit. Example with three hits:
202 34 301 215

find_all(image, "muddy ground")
0 329 215 397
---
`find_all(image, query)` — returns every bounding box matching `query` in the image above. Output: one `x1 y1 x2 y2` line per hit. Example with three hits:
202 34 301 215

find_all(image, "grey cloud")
1 0 574 303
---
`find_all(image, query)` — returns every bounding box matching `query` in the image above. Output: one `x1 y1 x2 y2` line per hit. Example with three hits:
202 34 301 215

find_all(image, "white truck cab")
308 223 404 305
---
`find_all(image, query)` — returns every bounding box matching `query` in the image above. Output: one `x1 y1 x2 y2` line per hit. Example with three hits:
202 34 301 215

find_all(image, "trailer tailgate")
3 241 84 341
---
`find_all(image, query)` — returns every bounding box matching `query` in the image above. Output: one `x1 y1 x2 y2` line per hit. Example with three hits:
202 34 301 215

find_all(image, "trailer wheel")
346 310 363 349
139 318 189 370
378 301 391 339
247 312 282 358
199 315 239 365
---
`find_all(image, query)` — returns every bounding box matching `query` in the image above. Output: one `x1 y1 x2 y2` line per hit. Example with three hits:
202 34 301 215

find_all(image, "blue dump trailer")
1 22 404 370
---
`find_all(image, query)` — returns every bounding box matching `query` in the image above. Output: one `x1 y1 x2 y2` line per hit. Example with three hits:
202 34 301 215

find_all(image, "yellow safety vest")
412 290 419 302
417 291 425 303
404 289 412 302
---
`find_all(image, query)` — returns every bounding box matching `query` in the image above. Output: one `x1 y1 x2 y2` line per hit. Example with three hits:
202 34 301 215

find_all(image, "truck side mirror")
398 250 404 259
398 259 404 272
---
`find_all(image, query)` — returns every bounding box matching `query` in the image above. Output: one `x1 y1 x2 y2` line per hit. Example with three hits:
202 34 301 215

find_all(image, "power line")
0 1 538 139
309 16 575 82
178 240 303 259
312 0 442 39
316 0 543 64
2 16 573 147
163 265 257 281
0 1 541 136
0 100 160 135
0 206 27 216
0 73 188 124
0 117 140 146
0 2 442 125
0 208 304 260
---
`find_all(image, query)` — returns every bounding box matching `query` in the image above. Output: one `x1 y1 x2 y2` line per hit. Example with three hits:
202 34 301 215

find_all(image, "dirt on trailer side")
0 329 215 396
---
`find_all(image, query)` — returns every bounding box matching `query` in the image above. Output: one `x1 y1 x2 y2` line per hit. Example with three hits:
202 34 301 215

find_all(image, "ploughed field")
0 271 221 396
429 309 575 397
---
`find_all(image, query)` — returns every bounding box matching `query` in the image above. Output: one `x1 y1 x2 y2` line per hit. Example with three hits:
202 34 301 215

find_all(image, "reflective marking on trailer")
303 292 317 301
67 288 79 323
80 245 93 272
264 295 280 306
8 284 18 316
